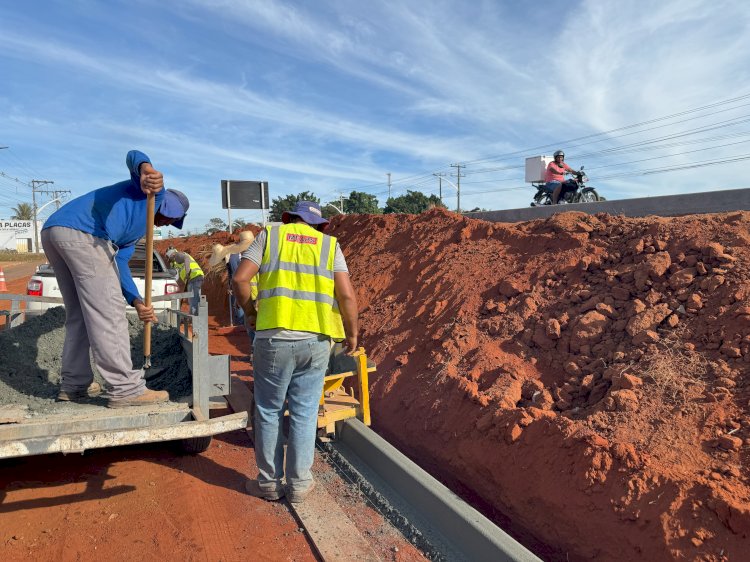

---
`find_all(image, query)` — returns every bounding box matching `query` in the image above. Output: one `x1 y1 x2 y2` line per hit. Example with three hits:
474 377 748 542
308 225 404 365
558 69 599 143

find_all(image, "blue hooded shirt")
43 150 165 305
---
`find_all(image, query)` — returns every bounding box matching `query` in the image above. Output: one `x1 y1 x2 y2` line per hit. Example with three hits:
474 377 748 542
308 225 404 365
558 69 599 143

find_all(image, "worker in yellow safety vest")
232 200 358 505
166 248 205 315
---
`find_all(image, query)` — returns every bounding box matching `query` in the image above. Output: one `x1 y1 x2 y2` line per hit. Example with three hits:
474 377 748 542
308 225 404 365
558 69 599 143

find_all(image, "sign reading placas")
1 220 33 235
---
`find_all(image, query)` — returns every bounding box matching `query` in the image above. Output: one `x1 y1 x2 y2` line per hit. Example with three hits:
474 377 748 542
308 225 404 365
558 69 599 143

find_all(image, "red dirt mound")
324 208 750 562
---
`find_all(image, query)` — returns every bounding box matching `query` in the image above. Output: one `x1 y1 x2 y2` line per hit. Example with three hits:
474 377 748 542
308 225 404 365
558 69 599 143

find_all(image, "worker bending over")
233 200 358 504
42 150 189 408
166 248 205 315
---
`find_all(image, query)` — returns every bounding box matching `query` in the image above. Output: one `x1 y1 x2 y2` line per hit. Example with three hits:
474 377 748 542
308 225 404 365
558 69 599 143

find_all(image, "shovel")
143 191 155 370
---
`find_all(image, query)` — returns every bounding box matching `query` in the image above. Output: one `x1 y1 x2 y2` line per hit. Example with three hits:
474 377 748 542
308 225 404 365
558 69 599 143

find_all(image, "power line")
332 92 750 202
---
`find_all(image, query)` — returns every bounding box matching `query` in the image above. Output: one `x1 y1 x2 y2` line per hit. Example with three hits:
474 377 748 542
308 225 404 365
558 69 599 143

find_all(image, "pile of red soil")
166 212 750 560
326 209 749 562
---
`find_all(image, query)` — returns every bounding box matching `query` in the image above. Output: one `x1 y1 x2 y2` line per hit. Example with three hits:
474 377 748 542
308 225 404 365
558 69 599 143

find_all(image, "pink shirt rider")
545 160 574 183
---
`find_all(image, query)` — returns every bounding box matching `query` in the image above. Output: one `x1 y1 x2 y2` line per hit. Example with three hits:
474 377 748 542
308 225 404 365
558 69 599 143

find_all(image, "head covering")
159 189 189 229
166 247 178 260
282 200 329 226
208 230 256 267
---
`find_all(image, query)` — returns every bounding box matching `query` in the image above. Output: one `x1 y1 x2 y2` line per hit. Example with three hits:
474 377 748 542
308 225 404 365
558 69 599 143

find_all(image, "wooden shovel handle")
144 192 155 358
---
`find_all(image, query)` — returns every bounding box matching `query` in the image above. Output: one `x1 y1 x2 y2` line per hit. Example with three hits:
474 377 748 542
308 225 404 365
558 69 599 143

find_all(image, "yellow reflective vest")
174 254 204 283
249 275 259 301
255 223 345 339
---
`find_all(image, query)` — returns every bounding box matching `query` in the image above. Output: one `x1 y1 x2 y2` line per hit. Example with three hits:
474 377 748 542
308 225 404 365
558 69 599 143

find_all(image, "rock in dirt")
717 435 743 452
610 389 640 412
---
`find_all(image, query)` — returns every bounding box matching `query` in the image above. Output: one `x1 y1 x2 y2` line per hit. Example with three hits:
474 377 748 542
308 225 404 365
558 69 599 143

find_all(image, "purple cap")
159 189 189 229
282 200 329 226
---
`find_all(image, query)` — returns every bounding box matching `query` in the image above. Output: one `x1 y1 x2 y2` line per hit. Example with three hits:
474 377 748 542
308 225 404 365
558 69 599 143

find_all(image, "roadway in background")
466 187 750 223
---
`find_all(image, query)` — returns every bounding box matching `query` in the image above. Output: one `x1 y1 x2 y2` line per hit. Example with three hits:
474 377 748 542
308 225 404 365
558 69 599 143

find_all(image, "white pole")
226 181 232 233
260 182 267 226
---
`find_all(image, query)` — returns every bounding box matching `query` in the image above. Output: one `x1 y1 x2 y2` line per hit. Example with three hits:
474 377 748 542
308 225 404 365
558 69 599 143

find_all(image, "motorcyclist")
545 150 578 204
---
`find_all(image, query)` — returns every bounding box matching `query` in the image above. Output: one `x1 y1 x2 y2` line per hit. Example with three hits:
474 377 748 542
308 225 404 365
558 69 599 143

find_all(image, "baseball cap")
281 200 329 226
159 189 189 229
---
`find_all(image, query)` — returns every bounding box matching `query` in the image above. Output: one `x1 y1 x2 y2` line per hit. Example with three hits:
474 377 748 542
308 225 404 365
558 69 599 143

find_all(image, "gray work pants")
187 275 204 316
41 227 146 399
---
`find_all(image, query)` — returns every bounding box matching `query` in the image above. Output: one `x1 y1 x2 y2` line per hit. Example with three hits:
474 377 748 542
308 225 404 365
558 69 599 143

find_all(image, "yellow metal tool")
317 346 374 435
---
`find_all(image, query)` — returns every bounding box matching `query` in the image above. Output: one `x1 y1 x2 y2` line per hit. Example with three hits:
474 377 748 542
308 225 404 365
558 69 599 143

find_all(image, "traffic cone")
0 267 7 292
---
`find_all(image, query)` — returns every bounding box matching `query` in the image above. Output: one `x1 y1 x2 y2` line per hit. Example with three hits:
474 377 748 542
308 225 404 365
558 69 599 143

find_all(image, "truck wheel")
177 436 212 454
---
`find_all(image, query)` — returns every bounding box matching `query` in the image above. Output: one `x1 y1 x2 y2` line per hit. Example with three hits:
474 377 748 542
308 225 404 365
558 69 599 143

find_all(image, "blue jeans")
253 336 329 493
545 180 577 198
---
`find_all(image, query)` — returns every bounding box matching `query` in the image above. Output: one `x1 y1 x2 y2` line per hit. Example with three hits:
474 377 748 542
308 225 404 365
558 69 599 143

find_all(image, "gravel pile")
0 307 191 411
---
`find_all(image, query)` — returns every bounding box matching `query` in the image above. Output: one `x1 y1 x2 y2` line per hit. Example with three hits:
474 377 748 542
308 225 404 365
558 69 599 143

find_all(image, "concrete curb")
336 419 541 562
467 187 750 223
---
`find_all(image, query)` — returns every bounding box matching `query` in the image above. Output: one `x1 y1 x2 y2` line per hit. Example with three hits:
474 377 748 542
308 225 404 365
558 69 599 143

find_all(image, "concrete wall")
466 188 750 223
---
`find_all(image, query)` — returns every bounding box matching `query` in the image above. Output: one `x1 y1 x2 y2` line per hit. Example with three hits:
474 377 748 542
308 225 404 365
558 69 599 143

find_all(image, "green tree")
345 191 381 214
205 217 228 235
383 190 444 214
268 191 320 222
11 202 33 220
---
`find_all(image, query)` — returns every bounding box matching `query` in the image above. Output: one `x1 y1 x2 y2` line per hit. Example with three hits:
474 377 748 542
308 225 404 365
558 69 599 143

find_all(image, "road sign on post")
221 180 270 229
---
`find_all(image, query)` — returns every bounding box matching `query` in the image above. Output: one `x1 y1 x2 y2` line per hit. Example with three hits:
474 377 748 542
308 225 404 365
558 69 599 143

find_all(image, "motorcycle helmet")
553 150 565 158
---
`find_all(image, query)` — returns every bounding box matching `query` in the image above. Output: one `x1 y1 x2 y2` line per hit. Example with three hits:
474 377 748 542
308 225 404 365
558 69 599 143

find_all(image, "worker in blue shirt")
42 150 189 408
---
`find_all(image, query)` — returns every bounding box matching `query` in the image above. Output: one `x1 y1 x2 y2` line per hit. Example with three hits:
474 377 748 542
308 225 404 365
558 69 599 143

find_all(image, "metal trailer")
0 292 248 459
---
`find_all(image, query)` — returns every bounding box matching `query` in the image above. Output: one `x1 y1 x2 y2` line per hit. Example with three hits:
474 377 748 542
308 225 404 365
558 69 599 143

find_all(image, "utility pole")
450 164 464 213
31 180 54 254
386 173 392 200
53 190 71 210
433 173 445 203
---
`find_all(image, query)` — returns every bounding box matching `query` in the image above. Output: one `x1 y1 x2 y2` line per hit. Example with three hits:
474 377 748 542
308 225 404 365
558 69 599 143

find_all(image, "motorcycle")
530 166 602 206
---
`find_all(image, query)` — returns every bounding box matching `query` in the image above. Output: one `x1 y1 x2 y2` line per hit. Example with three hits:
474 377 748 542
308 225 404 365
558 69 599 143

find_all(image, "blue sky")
1 0 749 234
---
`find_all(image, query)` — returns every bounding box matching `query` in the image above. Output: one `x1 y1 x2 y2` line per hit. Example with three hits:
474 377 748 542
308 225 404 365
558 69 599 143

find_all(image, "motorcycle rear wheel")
531 192 551 206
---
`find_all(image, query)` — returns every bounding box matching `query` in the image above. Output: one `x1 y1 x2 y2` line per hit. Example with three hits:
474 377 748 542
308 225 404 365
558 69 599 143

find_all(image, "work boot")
107 389 169 409
286 480 315 504
245 479 285 501
57 382 102 402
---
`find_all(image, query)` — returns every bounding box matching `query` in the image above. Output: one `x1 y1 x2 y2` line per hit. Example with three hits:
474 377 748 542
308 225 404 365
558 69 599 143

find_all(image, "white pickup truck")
25 242 179 316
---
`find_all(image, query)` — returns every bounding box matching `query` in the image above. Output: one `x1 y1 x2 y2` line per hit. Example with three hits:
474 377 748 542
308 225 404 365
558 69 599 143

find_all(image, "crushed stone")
0 307 191 412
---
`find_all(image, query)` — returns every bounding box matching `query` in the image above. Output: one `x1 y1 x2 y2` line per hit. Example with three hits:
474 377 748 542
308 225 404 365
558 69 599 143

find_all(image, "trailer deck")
0 293 247 458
